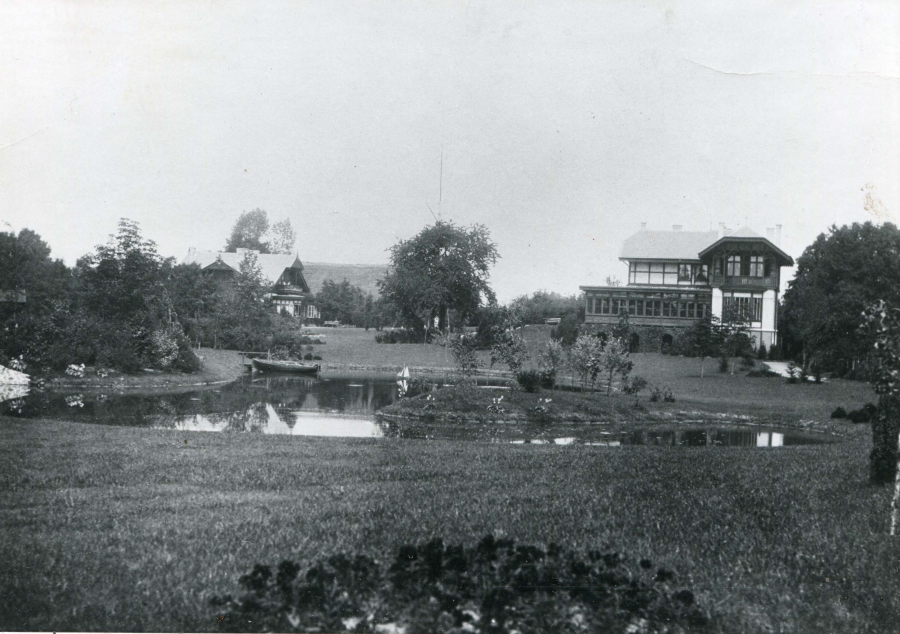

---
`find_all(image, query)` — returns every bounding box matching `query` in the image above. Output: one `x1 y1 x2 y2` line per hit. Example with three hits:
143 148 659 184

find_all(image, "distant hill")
302 262 389 298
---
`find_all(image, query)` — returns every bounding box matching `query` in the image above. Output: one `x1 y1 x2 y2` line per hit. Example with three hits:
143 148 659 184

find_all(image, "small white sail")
397 366 410 379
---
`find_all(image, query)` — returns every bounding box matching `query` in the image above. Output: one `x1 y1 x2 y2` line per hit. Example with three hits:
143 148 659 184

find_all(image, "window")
664 263 679 285
714 258 723 276
611 299 620 315
723 294 763 322
764 258 773 277
635 300 644 316
749 255 764 277
678 264 692 283
630 261 650 284
628 299 636 315
694 264 709 283
726 255 740 276
601 298 610 314
649 262 664 284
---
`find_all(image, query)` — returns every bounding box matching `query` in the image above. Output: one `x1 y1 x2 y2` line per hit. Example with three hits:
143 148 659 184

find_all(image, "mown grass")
1 417 898 633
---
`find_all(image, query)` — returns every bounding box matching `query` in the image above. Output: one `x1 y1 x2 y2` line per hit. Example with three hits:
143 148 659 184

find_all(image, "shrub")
211 535 708 634
622 375 648 395
515 369 543 393
831 406 847 419
664 386 676 402
405 377 435 398
550 312 581 346
539 369 556 389
757 343 768 359
786 361 799 384
740 355 756 370
303 353 313 360
649 384 675 403
848 403 878 423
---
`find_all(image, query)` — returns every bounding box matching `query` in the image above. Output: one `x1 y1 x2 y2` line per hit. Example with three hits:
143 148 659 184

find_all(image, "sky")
1 0 898 302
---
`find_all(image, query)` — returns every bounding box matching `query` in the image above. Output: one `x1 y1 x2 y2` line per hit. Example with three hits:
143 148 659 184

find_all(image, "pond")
1 373 832 447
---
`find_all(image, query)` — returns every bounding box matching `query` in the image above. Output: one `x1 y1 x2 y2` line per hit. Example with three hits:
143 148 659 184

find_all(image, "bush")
649 384 675 403
211 535 708 634
405 377 435 398
740 355 755 370
848 403 878 423
757 343 768 359
550 312 581 346
303 353 313 360
831 406 848 419
539 369 556 389
718 356 729 373
786 361 799 384
622 375 648 395
516 369 543 393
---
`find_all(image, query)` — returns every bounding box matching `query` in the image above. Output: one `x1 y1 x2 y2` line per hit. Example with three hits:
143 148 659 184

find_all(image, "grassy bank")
1 417 897 633
46 348 246 392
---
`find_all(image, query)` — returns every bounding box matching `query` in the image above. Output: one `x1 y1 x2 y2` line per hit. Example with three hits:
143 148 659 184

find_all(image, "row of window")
628 262 708 286
715 255 774 278
588 295 710 319
723 295 763 322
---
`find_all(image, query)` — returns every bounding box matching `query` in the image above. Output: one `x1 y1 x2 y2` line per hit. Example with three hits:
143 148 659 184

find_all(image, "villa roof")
620 230 719 261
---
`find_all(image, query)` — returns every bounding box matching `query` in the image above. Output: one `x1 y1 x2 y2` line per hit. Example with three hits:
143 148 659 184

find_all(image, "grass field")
0 329 891 633
0 417 896 633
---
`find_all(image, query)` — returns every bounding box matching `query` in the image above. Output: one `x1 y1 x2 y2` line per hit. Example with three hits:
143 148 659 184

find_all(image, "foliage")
405 378 435 398
650 385 676 403
679 316 725 377
268 218 296 255
211 535 707 634
473 305 510 349
847 404 878 424
622 375 648 396
442 332 481 378
831 406 847 419
568 334 604 391
782 222 900 375
537 340 564 389
507 291 580 325
224 209 271 253
860 300 900 483
786 361 799 384
611 311 633 344
490 328 529 373
549 311 582 346
379 221 499 334
315 279 374 328
515 369 543 393
757 343 768 360
747 367 781 378
599 336 633 396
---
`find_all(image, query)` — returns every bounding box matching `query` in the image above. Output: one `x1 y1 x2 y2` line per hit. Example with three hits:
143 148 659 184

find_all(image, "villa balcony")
711 274 777 288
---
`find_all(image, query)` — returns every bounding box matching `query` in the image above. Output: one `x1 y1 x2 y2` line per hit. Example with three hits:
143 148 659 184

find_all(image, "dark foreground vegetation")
213 535 706 633
1 417 896 633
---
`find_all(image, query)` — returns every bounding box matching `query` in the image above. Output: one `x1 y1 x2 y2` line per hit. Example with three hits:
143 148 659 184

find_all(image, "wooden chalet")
580 224 794 351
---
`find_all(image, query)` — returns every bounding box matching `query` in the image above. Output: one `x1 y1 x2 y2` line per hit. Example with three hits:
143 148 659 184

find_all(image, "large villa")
580 224 794 352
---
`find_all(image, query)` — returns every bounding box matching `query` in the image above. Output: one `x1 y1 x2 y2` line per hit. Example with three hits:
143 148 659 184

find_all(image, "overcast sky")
1 0 898 301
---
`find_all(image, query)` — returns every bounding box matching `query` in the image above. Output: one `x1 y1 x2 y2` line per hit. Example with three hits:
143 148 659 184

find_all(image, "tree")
508 291 581 325
269 218 297 255
315 279 371 326
683 315 725 378
782 221 900 374
379 221 499 338
599 337 633 396
225 209 271 253
568 334 604 391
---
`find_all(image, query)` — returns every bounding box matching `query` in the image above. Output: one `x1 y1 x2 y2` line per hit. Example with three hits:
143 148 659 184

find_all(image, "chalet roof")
302 262 389 298
620 230 719 261
620 226 793 266
182 248 303 285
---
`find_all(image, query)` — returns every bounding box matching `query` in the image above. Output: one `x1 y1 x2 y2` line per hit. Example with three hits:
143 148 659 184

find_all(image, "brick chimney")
775 224 782 246
766 227 775 242
672 224 682 231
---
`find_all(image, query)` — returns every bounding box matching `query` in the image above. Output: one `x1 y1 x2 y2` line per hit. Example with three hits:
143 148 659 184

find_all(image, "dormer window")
678 264 692 282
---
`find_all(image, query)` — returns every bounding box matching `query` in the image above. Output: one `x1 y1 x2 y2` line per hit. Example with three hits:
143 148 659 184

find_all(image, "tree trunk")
872 395 900 486
700 356 706 378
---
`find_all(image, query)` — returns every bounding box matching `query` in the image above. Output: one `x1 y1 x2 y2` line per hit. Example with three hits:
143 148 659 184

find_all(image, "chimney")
775 224 782 246
672 224 682 232
718 222 726 238
640 222 647 231
766 227 775 242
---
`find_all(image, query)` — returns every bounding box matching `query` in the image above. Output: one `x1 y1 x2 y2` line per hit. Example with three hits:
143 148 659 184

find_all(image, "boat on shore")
251 359 321 374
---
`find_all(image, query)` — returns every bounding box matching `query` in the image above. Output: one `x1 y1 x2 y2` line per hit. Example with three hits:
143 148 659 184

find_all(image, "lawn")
1 416 898 633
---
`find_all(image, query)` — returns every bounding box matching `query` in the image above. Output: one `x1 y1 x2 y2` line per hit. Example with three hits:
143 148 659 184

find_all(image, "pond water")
1 373 832 447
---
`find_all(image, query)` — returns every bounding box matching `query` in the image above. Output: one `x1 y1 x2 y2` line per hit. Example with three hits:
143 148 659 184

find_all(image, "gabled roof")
620 230 719 261
698 234 794 266
182 248 305 286
302 262 389 298
620 226 793 266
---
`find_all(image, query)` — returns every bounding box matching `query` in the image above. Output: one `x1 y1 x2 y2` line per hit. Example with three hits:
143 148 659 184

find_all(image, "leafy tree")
682 315 725 378
225 209 271 253
379 221 499 339
315 279 373 327
568 334 604 391
782 221 900 374
600 337 633 395
508 291 581 325
269 218 297 255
